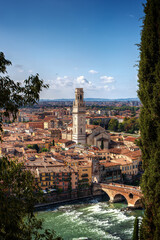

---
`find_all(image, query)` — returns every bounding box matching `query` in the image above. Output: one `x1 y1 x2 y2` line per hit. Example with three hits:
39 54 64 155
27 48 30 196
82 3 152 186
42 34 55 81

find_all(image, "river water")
37 196 143 240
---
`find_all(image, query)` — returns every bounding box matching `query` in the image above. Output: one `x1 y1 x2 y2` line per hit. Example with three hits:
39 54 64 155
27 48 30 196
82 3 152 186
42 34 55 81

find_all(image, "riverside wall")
34 187 104 211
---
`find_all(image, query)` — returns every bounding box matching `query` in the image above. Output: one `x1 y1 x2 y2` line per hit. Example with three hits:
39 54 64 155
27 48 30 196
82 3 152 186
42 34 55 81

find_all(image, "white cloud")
48 76 74 89
46 73 116 96
103 85 116 91
100 75 115 83
88 69 98 74
77 76 89 85
57 76 73 87
75 76 96 91
28 69 33 73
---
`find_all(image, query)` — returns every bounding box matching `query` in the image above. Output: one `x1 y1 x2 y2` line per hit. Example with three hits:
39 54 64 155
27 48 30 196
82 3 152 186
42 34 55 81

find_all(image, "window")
81 174 88 177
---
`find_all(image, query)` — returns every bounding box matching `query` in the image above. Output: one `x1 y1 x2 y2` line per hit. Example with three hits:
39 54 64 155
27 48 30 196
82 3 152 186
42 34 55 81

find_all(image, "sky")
0 0 146 100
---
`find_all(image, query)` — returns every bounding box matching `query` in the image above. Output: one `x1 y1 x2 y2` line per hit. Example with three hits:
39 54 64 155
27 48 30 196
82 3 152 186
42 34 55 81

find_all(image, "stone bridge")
93 183 143 207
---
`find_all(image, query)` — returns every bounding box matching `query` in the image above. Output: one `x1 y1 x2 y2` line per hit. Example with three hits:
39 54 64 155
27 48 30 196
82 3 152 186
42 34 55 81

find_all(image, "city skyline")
1 0 145 99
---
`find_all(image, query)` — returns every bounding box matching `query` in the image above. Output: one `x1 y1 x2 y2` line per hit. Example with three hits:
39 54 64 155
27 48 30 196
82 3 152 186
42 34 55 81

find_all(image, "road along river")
37 196 143 240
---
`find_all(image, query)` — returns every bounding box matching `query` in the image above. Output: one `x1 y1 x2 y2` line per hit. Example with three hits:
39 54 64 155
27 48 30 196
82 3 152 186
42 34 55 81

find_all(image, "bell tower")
72 88 86 144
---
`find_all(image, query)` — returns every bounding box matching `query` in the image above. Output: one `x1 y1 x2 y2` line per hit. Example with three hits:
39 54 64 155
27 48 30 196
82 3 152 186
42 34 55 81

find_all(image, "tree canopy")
132 217 139 240
0 52 48 138
137 1 160 239
0 157 61 240
0 52 62 239
108 119 118 132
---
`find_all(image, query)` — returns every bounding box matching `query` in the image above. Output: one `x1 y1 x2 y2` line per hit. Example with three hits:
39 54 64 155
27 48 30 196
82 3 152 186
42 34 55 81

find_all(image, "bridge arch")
113 193 128 204
101 188 114 202
100 188 111 201
101 188 128 204
134 199 142 208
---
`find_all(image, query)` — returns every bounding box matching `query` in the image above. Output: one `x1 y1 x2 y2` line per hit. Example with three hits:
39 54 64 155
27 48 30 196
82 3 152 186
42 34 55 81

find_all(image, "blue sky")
0 0 145 99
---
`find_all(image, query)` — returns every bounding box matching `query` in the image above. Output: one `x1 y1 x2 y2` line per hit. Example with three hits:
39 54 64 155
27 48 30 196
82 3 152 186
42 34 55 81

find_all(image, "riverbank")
35 194 105 211
35 194 143 212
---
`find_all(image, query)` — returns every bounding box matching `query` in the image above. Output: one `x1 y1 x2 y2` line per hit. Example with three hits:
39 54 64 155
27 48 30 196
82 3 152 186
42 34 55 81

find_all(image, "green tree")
123 117 139 134
131 107 136 117
27 144 33 149
118 122 124 132
100 139 104 150
132 217 139 240
0 157 61 240
27 144 40 153
108 119 118 131
33 144 40 153
92 119 102 126
41 148 48 152
0 52 48 139
0 53 62 239
137 1 160 239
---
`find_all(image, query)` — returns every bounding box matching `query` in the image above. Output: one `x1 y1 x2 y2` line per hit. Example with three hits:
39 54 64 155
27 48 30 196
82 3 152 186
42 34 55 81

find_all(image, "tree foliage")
137 1 160 239
100 139 104 150
0 53 62 239
27 144 40 152
41 148 48 152
0 157 61 240
92 117 139 133
0 52 48 139
132 217 139 240
108 119 118 131
123 117 139 134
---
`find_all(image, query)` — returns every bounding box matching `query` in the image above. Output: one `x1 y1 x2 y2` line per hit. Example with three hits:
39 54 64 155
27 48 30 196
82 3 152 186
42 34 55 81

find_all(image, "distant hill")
40 98 140 102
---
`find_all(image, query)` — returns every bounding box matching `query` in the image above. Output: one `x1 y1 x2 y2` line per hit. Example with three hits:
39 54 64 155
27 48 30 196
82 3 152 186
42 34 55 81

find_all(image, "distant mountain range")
40 98 140 102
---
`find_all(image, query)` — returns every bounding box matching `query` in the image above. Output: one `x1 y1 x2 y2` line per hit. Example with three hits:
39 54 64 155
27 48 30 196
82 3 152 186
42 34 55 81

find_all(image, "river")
37 196 143 240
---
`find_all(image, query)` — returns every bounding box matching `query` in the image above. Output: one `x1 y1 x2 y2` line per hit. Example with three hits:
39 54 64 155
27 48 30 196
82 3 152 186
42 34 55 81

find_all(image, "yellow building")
77 160 92 188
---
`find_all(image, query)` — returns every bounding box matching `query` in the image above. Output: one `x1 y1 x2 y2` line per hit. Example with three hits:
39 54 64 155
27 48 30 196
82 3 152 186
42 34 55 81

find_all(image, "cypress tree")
132 217 139 240
138 1 160 239
101 138 104 150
